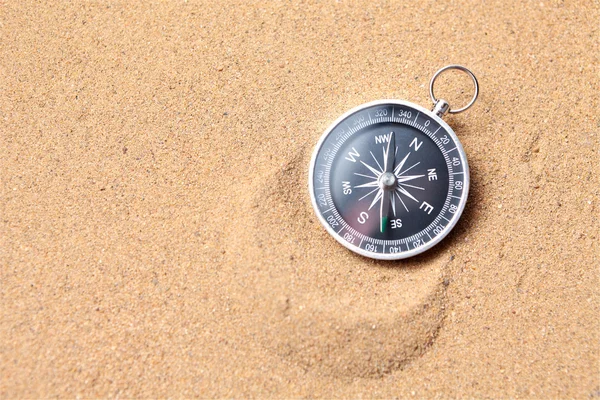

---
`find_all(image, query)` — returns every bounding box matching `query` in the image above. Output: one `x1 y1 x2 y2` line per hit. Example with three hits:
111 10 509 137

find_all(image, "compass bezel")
308 99 470 260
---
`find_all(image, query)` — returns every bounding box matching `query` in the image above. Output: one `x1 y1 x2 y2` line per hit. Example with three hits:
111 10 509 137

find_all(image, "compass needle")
309 65 478 259
380 191 390 233
384 131 395 173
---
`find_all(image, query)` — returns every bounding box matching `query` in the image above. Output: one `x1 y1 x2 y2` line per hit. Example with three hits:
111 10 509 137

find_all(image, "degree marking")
443 147 457 155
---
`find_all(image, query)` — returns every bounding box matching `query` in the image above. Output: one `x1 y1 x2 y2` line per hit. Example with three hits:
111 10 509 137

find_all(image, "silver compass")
308 65 479 260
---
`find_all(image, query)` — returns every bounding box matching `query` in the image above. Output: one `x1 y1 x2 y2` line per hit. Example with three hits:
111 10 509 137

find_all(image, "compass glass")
309 101 469 260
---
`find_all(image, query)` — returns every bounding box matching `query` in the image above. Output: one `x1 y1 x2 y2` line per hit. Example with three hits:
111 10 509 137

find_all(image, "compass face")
309 100 469 260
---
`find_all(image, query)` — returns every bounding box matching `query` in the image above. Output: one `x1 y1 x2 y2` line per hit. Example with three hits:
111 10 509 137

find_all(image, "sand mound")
251 148 450 377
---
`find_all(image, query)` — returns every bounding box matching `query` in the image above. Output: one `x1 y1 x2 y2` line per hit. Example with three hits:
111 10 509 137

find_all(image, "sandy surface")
1 0 598 398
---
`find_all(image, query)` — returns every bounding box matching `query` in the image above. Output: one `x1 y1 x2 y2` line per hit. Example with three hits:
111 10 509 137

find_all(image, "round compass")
308 66 479 260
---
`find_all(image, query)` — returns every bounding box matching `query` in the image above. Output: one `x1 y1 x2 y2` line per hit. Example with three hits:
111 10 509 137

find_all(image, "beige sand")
1 1 598 397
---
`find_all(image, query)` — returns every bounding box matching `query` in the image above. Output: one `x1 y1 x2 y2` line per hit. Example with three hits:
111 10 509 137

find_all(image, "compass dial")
309 100 469 260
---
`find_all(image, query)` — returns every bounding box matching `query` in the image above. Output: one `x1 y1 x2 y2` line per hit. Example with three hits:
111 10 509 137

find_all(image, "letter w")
345 147 360 162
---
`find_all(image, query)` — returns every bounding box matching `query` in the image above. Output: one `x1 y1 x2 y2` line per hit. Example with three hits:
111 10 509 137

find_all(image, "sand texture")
1 0 599 398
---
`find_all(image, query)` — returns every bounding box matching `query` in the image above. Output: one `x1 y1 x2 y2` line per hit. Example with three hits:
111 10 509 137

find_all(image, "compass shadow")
248 145 480 379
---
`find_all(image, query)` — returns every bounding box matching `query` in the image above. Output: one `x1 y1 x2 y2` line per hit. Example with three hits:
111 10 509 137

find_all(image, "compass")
308 65 479 260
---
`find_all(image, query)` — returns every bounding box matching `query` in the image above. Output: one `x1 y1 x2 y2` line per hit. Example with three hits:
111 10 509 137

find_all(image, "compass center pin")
379 172 397 190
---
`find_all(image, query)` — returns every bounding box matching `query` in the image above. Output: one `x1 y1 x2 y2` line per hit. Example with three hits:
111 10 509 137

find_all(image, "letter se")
390 219 402 229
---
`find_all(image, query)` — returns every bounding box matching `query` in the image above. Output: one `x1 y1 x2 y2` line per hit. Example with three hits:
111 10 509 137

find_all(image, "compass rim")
308 99 470 260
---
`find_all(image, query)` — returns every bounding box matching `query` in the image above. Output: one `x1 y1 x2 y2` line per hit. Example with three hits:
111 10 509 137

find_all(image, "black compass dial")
309 101 469 260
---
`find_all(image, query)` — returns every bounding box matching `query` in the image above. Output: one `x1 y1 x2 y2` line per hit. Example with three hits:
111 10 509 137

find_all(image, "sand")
1 0 598 398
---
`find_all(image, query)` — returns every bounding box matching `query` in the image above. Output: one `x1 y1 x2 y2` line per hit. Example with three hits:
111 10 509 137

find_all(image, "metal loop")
429 65 479 114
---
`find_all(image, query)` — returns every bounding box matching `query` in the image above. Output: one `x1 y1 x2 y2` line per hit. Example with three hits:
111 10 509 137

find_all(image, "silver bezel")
308 99 470 260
